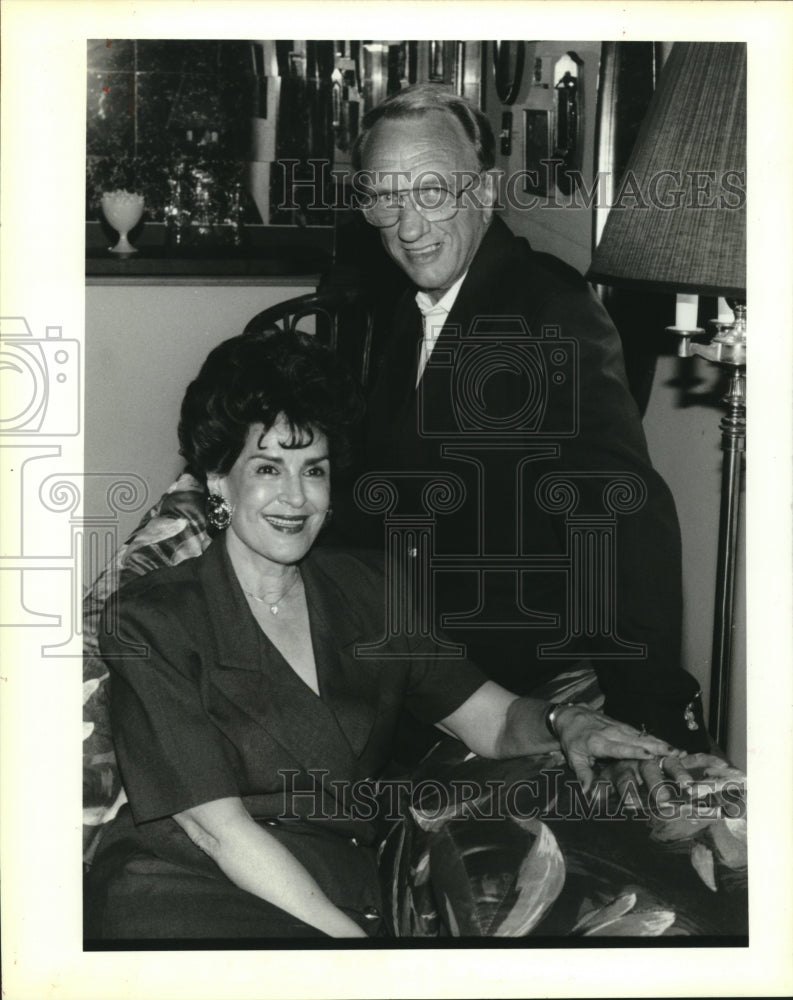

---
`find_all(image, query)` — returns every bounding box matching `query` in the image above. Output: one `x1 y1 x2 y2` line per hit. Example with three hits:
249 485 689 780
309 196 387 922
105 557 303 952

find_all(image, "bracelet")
545 701 577 740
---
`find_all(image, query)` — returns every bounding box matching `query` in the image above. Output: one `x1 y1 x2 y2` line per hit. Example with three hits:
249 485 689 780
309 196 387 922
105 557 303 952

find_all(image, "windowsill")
85 222 332 285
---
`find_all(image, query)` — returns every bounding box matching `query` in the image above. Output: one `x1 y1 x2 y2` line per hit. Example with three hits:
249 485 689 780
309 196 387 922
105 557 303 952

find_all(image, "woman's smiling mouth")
264 514 308 534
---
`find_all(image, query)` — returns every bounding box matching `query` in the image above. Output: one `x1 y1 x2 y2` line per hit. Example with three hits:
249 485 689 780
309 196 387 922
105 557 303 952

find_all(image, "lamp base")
667 304 746 750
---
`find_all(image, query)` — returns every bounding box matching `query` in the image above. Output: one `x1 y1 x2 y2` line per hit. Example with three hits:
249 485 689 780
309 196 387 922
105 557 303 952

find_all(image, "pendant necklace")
244 571 301 616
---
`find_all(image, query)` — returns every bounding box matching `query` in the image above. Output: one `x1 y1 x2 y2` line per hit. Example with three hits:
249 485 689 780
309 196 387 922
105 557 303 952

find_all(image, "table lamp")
587 42 746 747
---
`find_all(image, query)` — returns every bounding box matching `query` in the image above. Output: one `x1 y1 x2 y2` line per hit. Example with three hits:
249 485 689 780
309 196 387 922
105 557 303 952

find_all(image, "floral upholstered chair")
83 476 748 939
82 472 210 865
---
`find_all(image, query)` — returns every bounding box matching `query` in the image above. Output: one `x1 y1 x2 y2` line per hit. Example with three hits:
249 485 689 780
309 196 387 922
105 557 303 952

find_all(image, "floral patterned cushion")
82 472 210 865
378 670 748 939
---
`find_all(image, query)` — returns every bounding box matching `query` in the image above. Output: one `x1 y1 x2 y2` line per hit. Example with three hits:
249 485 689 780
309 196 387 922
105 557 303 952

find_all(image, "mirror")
493 41 525 105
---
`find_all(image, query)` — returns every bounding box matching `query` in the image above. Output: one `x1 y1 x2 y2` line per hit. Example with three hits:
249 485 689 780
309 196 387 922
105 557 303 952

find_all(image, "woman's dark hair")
178 329 363 481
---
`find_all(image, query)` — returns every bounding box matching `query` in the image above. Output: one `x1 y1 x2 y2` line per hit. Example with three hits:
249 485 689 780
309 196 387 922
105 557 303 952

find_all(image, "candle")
675 293 699 330
717 297 734 323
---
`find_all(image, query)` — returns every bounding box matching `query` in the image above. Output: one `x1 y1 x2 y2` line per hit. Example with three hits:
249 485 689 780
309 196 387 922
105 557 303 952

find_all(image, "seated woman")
86 329 708 941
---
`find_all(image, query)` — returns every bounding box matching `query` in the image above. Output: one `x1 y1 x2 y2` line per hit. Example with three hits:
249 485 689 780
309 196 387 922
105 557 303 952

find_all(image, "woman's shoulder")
108 549 208 621
98 552 215 666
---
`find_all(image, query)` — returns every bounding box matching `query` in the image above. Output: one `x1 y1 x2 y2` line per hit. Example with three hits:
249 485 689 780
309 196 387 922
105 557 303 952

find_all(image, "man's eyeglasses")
358 172 486 228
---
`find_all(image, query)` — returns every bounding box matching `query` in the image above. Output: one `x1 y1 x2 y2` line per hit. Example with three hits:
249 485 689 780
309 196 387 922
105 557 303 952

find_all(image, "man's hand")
552 704 679 792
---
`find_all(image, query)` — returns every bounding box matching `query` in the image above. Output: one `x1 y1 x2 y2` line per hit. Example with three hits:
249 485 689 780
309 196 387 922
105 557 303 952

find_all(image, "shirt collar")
414 271 468 319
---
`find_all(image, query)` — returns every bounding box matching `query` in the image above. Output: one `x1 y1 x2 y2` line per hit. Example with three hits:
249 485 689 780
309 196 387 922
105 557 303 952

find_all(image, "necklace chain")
243 571 301 616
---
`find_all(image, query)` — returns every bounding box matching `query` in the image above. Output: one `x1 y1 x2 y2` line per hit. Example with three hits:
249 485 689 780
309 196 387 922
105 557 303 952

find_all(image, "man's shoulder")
523 247 589 291
488 218 589 295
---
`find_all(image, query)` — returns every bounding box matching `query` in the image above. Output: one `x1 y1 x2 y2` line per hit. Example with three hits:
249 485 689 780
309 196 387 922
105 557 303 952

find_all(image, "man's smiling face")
360 111 495 304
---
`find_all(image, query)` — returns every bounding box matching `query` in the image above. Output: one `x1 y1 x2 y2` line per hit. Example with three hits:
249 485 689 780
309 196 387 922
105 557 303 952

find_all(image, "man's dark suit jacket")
360 216 708 752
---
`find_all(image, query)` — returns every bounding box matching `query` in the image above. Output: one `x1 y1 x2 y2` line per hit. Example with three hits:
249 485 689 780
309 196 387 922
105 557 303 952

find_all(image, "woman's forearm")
214 823 365 937
439 682 558 758
175 798 367 938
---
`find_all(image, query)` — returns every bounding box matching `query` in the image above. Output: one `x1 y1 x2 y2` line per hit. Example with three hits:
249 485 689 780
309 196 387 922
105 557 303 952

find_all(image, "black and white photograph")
2 2 792 998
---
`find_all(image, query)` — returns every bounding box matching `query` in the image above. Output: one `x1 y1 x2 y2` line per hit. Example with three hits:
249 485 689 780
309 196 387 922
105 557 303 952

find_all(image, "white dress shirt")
414 272 468 385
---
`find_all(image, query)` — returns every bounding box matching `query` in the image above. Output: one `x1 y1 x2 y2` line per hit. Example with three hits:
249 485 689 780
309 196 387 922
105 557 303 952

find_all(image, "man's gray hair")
351 84 496 172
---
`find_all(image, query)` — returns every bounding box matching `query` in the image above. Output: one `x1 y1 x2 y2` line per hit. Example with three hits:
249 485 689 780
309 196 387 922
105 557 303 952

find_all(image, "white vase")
101 190 145 254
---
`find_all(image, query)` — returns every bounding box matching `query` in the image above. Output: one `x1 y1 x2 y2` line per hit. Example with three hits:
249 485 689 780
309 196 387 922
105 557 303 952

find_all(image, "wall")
84 282 315 547
644 353 747 768
484 40 603 274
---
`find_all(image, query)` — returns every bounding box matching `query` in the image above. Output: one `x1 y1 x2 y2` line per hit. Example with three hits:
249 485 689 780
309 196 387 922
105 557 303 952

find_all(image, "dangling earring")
323 506 333 526
207 492 233 531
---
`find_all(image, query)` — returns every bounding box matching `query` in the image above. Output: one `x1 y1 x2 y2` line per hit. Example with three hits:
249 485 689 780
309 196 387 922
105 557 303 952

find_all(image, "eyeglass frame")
355 169 490 228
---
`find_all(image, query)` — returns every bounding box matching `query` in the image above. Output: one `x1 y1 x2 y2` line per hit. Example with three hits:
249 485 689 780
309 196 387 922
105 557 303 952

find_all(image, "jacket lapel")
442 216 518 337
401 218 521 445
302 555 383 759
197 537 262 672
197 540 381 780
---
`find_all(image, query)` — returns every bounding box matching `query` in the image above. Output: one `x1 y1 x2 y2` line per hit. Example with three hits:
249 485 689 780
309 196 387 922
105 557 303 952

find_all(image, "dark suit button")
264 819 279 827
363 906 380 921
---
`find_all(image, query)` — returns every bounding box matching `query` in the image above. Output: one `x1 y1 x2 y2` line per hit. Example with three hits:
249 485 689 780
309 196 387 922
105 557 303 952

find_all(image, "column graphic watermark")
356 312 651 660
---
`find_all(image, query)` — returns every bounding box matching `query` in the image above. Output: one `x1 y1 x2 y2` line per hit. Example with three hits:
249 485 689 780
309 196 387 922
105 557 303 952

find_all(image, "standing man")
349 84 709 754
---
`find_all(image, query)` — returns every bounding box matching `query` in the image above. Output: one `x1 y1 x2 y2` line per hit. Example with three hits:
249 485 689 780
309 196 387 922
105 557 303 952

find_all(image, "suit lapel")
392 219 520 445
418 219 532 437
370 298 423 427
442 217 517 337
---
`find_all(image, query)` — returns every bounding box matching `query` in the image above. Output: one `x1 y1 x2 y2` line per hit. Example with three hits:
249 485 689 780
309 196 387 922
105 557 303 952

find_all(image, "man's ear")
481 169 498 224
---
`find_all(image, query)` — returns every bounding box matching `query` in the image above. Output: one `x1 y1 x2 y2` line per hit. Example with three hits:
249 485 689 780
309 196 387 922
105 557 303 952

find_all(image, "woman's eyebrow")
245 452 329 465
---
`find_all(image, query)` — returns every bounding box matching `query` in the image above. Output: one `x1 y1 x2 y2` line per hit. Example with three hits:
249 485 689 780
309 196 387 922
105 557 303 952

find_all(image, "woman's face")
207 416 331 568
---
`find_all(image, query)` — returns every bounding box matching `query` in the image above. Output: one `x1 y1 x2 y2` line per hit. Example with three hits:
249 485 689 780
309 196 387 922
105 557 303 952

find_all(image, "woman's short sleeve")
100 591 240 824
402 635 488 725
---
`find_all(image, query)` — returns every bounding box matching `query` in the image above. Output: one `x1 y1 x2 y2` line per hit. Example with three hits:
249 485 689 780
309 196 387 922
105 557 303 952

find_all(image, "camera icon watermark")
0 316 80 435
359 310 649 661
0 316 149 653
417 315 578 440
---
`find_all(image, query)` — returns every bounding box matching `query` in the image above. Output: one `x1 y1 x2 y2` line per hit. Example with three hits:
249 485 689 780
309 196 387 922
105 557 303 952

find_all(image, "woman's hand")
598 751 746 811
551 704 679 792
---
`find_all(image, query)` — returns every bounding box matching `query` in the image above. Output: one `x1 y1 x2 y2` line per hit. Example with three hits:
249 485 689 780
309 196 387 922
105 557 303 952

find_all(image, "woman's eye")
305 465 327 477
254 464 278 475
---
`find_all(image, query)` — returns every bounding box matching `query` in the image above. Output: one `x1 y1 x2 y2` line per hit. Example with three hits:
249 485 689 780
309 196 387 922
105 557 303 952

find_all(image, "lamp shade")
587 43 746 298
